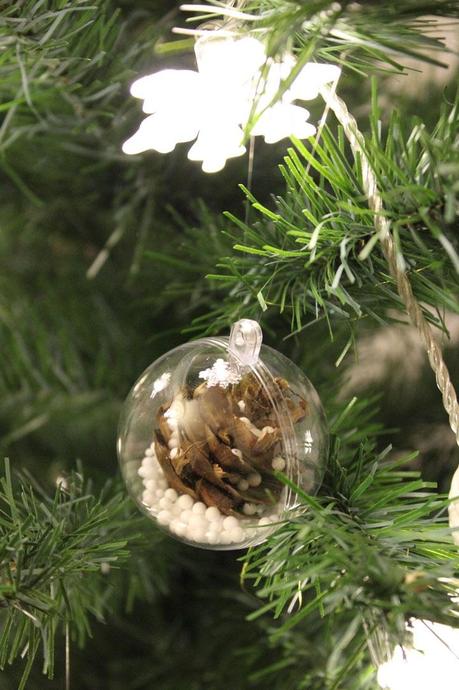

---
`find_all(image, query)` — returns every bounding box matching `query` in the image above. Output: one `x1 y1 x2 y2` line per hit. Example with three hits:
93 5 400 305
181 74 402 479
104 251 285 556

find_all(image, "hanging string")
65 621 70 690
319 83 459 667
320 85 459 447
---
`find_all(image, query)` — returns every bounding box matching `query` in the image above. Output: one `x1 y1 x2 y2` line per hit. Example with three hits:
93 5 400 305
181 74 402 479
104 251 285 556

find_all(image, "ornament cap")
229 318 262 368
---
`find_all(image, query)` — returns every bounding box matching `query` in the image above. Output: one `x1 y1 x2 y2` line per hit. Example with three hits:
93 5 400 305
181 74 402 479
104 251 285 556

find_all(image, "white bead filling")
205 506 221 522
164 488 178 501
258 516 271 526
271 455 286 471
247 472 262 487
137 447 281 546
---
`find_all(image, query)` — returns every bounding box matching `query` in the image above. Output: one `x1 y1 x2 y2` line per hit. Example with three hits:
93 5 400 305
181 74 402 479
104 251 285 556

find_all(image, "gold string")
319 85 459 503
65 621 70 690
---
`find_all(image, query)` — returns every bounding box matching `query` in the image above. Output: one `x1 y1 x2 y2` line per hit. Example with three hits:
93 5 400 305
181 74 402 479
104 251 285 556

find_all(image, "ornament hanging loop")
229 318 262 368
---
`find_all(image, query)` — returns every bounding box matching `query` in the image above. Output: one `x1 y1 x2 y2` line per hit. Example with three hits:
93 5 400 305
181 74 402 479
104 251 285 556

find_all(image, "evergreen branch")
179 0 458 70
0 461 143 688
241 400 459 686
191 88 459 336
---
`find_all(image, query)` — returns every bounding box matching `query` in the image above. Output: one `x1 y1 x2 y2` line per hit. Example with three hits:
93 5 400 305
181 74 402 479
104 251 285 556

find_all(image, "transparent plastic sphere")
117 320 328 550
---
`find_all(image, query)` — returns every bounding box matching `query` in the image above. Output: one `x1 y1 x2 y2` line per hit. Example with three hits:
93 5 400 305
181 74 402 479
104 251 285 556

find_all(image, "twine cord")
65 620 70 690
320 85 459 450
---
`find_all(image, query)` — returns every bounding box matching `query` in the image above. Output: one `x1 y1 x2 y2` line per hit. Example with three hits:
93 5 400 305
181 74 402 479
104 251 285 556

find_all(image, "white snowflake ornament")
122 33 340 173
448 464 459 545
377 619 459 690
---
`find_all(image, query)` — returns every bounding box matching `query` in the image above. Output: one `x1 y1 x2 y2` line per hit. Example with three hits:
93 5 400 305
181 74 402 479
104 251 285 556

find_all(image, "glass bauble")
118 320 328 549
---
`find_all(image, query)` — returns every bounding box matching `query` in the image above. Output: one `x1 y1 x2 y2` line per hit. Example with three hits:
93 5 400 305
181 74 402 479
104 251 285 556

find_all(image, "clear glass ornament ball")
117 320 328 550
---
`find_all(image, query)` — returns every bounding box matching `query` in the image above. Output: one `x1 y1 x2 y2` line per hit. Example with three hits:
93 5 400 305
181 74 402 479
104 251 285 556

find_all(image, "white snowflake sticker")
150 372 171 399
304 430 314 454
123 34 340 173
198 358 241 388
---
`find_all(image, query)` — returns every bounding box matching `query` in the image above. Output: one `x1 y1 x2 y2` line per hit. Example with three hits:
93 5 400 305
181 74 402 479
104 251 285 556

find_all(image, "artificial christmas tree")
1 1 459 689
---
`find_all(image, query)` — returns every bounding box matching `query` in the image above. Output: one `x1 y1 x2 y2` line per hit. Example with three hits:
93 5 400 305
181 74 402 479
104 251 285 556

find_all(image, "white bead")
170 520 187 537
180 509 193 524
171 502 182 516
195 531 208 543
258 517 271 527
189 514 207 530
247 472 262 487
145 447 154 457
206 527 221 541
186 525 206 542
170 447 179 460
272 456 286 471
244 525 260 539
168 437 178 450
207 519 223 534
145 479 157 491
243 503 257 516
159 496 173 510
157 510 172 525
223 516 239 530
192 501 206 515
185 526 195 541
237 400 246 412
205 506 221 522
237 479 249 492
167 413 179 428
164 488 178 502
141 489 154 505
139 458 154 474
155 488 165 499
221 531 233 545
177 494 194 510
239 417 262 437
229 527 244 543
152 463 161 474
